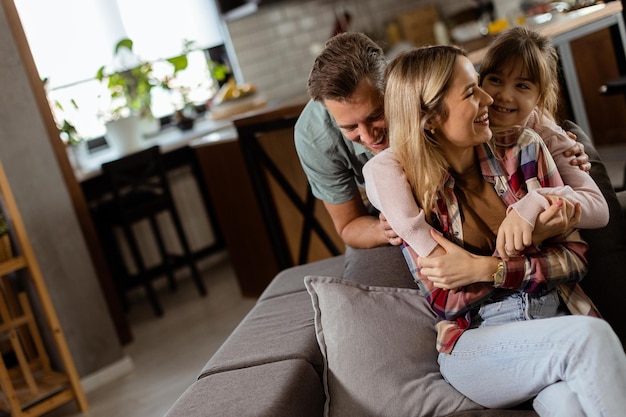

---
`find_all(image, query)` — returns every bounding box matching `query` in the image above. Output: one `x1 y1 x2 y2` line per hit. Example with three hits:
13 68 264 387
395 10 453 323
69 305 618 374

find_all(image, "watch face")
493 262 504 286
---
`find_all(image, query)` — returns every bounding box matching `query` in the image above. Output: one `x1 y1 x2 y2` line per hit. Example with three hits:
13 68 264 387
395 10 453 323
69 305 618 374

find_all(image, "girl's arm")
363 149 438 256
495 128 608 256
527 113 609 229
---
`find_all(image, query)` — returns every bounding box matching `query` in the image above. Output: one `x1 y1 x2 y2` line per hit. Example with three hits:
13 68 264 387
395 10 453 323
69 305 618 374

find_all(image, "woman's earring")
430 128 436 135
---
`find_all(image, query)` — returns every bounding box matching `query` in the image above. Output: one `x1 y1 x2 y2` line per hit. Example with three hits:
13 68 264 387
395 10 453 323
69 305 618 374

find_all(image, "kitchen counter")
72 117 235 183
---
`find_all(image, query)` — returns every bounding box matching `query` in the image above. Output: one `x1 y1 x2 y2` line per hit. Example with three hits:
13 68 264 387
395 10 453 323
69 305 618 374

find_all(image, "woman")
369 45 626 416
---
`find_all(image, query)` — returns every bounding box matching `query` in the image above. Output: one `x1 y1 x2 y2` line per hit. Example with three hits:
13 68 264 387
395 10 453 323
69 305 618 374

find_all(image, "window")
14 0 226 141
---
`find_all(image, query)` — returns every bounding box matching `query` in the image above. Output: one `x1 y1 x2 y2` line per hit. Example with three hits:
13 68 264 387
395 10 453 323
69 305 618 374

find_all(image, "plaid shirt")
402 128 600 353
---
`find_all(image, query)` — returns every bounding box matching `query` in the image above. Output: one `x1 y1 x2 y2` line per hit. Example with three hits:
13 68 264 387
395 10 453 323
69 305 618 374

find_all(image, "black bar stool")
94 146 206 316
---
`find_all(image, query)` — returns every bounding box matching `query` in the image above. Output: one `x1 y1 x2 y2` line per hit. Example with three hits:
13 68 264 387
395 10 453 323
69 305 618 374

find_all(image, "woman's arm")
410 229 588 321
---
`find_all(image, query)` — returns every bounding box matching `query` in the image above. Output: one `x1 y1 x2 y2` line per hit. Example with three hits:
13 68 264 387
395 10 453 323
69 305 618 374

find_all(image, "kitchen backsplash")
224 0 467 101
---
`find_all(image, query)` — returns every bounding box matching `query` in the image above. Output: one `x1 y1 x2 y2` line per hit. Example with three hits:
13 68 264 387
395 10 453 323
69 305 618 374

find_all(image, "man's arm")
324 195 389 248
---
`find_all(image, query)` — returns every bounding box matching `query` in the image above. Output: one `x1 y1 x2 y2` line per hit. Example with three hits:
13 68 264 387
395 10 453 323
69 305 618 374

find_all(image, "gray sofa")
165 123 626 417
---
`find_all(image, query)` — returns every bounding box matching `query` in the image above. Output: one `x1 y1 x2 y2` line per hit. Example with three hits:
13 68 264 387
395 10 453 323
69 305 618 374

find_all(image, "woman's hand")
417 230 498 290
495 196 580 259
532 195 580 245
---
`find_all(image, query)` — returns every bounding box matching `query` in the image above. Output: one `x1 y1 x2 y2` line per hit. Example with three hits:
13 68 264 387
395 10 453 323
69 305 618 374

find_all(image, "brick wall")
223 0 466 101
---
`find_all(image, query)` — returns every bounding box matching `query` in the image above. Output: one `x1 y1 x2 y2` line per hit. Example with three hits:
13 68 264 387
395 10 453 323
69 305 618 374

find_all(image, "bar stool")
94 146 206 316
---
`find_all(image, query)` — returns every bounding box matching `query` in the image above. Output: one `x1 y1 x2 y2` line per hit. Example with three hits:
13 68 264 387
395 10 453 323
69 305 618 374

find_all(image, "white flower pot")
105 115 143 154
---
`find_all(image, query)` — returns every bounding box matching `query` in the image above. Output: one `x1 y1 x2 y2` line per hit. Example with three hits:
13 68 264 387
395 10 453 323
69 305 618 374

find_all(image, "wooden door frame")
0 0 132 345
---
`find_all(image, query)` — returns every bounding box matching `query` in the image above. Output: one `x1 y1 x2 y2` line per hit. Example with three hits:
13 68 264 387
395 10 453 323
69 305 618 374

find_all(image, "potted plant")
96 38 160 151
96 38 158 122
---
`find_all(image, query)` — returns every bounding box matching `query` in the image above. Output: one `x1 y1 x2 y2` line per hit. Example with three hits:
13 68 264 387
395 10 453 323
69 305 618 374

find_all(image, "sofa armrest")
165 359 324 417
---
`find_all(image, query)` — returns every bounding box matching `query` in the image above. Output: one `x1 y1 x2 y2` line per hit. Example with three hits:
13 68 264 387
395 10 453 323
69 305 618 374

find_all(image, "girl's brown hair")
479 26 560 120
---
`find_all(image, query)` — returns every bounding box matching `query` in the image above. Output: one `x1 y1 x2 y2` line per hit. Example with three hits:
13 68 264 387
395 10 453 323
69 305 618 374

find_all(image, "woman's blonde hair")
386 45 467 219
479 26 560 120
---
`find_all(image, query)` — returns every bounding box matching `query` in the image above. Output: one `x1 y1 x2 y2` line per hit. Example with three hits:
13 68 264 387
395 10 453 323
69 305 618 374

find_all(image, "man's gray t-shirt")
294 100 372 205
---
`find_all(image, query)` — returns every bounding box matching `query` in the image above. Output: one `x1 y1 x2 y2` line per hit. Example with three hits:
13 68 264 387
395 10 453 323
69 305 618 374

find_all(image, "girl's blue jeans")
437 290 626 417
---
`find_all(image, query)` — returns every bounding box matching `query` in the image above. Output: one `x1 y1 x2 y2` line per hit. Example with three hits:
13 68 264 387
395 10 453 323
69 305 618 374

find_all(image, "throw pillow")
304 275 481 417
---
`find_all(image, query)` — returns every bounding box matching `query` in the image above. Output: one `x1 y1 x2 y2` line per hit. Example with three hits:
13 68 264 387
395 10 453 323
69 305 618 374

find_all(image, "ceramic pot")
105 115 143 154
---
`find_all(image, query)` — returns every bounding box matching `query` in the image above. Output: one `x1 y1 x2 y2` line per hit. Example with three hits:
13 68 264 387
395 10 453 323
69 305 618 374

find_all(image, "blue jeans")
437 291 626 417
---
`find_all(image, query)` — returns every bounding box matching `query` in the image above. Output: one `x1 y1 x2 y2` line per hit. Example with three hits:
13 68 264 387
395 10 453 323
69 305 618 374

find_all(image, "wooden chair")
94 146 206 316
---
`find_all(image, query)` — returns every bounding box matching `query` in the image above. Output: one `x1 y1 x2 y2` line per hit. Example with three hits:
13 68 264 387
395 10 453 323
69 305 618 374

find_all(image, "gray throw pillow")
304 275 481 417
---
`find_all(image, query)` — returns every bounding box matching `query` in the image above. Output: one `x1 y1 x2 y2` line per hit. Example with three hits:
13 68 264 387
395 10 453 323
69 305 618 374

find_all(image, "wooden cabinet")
193 100 345 297
0 163 87 416
194 135 281 297
569 27 626 146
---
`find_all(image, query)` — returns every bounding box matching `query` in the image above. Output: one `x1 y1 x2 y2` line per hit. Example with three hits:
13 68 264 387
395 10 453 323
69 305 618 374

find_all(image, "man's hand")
379 213 402 246
563 133 591 173
417 230 496 290
532 196 580 245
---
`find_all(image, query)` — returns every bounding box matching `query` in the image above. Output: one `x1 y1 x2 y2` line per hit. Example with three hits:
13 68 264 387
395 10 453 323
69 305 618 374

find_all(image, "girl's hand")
417 230 497 290
496 209 533 260
379 212 402 246
563 136 591 173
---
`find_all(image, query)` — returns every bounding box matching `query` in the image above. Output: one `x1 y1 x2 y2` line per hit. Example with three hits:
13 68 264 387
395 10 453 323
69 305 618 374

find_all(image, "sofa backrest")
563 120 626 344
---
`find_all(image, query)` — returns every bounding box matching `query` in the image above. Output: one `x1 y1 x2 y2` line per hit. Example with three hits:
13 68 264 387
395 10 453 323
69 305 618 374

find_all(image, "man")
295 32 589 250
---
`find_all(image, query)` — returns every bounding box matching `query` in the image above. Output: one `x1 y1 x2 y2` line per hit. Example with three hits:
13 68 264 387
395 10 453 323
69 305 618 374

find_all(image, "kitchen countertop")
73 92 310 183
73 116 235 182
468 1 623 64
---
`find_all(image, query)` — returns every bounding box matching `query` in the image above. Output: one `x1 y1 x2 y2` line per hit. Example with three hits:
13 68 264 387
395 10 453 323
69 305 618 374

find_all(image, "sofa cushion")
199 290 323 378
165 359 324 417
304 275 481 417
563 120 626 343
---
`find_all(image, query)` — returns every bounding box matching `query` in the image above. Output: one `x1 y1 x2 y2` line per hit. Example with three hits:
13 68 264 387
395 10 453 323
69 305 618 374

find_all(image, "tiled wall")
223 0 467 101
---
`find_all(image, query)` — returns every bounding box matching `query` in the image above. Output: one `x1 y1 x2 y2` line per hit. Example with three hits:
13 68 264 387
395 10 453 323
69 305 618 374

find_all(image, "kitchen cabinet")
193 98 344 297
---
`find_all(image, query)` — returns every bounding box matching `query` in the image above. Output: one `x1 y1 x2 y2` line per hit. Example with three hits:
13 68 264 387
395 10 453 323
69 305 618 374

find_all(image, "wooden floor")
44 252 257 417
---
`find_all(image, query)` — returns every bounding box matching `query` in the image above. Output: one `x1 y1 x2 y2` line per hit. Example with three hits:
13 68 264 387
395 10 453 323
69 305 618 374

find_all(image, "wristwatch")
492 260 505 287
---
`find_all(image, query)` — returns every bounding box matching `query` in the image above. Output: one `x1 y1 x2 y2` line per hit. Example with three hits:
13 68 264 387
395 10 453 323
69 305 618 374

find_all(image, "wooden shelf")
0 162 88 416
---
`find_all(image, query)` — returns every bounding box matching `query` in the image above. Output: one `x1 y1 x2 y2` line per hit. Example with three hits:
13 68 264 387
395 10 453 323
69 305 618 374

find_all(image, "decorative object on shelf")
0 163 88 416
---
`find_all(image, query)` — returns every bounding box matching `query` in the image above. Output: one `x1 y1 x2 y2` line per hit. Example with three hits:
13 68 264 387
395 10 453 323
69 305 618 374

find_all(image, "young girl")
369 44 625 416
364 26 608 260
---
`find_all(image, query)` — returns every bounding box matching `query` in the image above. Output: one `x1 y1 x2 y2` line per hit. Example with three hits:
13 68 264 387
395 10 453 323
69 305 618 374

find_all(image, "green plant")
207 59 230 84
96 38 191 121
54 99 82 145
96 38 159 120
